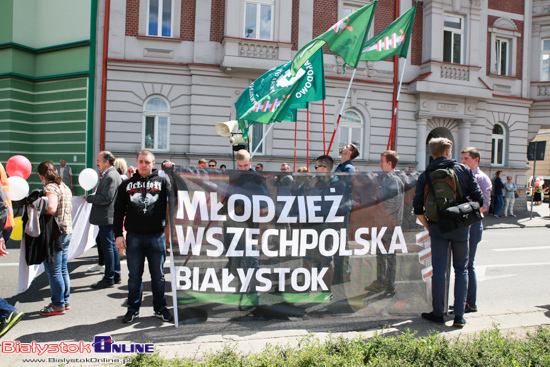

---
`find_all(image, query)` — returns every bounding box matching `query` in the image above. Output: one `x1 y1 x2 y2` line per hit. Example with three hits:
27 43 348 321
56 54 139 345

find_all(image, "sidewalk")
483 199 550 230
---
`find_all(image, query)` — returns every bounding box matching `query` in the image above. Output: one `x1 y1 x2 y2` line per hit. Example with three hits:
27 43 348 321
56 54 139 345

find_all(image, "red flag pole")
293 119 297 172
387 57 408 151
307 107 310 168
327 68 357 154
322 99 326 153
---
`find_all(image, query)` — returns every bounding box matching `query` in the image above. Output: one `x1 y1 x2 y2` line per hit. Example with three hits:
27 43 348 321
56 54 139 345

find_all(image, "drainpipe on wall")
390 0 400 150
100 0 111 151
523 0 532 98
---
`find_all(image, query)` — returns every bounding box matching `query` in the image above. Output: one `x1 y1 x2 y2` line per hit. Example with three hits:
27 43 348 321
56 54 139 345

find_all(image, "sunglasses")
208 165 216 167
315 165 326 169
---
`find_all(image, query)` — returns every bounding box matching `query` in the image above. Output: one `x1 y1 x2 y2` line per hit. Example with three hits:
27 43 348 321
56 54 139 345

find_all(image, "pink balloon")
6 155 32 179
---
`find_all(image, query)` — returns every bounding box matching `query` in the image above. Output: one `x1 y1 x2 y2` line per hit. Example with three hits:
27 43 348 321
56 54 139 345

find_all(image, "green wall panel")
35 47 89 77
34 89 87 102
0 1 14 44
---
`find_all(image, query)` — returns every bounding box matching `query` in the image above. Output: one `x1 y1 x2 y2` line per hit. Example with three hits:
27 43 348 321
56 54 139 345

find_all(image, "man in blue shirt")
334 143 359 172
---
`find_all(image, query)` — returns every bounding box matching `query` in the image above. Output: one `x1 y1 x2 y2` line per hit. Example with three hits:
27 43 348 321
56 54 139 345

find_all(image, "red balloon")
6 155 32 180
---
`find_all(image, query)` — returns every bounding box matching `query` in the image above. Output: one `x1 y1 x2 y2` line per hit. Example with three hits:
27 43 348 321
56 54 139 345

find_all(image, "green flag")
235 49 326 139
359 3 417 61
237 76 306 140
290 1 377 75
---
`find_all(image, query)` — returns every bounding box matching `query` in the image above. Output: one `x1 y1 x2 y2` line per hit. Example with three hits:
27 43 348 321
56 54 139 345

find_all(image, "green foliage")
120 326 550 367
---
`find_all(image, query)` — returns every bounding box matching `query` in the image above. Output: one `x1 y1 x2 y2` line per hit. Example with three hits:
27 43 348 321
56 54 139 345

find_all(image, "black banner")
167 167 434 321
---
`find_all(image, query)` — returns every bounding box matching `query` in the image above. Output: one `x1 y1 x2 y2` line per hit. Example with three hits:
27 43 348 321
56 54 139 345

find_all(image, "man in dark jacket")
85 151 122 289
114 150 173 324
413 138 483 328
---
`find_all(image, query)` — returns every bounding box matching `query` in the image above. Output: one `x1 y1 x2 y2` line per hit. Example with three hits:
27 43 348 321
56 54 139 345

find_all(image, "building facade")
97 0 550 188
1 0 97 194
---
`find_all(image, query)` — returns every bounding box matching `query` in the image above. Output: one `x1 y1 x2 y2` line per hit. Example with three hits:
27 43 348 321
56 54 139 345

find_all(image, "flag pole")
326 68 357 154
387 56 408 150
322 99 326 153
307 106 310 168
293 120 297 172
251 123 275 158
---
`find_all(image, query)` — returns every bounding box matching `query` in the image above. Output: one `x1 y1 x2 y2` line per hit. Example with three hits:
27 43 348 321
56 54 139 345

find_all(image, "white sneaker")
87 264 105 272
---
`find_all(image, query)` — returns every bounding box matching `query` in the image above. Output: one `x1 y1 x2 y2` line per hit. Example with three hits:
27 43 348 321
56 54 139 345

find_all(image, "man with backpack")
413 138 483 328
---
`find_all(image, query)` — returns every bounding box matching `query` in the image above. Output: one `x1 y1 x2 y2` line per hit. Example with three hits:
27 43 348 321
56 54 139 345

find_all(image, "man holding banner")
222 150 270 309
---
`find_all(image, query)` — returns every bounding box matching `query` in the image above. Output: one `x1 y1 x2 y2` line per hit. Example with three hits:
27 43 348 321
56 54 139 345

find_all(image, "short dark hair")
348 143 359 160
315 155 334 171
255 163 263 168
208 159 217 165
99 151 116 166
381 150 399 169
461 147 480 161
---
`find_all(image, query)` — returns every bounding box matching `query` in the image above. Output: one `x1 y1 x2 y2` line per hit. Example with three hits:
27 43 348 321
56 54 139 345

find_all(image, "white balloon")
7 176 29 201
79 168 99 191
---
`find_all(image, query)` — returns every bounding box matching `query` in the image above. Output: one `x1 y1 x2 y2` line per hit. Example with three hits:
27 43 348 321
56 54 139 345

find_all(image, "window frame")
243 0 274 40
443 14 464 64
248 122 266 156
489 25 520 77
541 39 550 81
142 96 171 152
338 109 364 159
491 123 506 166
495 38 510 76
146 0 173 37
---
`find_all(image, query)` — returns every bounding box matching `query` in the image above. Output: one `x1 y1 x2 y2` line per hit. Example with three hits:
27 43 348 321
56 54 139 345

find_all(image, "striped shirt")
44 182 73 234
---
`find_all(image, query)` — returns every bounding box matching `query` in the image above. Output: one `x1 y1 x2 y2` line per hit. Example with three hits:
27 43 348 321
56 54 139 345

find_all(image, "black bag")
514 191 519 199
437 201 482 234
425 168 482 234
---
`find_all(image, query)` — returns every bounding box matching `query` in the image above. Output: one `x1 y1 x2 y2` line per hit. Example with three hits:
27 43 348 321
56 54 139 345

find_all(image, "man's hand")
0 237 8 257
116 236 126 256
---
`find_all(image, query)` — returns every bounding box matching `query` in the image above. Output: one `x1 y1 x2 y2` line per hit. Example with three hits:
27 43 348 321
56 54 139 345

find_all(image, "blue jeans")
493 195 504 216
0 298 16 319
98 225 120 281
429 224 469 317
43 233 72 307
126 232 167 313
467 221 483 309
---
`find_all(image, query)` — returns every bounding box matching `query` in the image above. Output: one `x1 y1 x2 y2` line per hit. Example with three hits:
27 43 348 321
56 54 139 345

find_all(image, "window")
495 38 510 76
143 97 170 151
249 122 266 155
244 1 273 40
443 15 463 64
338 110 363 158
491 123 505 166
542 39 550 81
148 0 172 37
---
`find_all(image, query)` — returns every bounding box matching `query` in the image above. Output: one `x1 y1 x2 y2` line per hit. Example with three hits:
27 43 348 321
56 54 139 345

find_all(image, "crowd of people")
0 138 530 337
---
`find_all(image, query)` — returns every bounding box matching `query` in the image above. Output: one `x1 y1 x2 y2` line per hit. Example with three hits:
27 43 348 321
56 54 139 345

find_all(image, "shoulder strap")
425 170 442 212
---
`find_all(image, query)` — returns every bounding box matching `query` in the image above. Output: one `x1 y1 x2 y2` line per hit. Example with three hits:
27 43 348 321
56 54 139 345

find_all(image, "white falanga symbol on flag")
362 29 406 54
